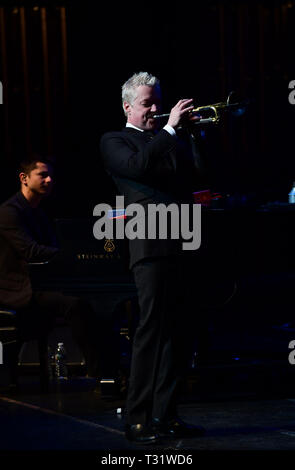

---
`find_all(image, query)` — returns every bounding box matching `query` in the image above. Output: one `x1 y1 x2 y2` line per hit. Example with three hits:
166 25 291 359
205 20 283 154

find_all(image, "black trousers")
16 291 101 377
125 254 200 425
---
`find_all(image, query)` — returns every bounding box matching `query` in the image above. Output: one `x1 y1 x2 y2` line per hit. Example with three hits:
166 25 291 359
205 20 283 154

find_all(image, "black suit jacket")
100 127 203 268
0 192 59 308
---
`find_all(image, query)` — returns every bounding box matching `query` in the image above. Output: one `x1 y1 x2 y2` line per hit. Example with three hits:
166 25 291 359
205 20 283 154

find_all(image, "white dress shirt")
126 122 176 137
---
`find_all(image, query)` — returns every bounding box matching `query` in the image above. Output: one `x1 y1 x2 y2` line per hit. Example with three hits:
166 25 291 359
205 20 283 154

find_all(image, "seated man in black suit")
0 157 101 379
100 71 208 442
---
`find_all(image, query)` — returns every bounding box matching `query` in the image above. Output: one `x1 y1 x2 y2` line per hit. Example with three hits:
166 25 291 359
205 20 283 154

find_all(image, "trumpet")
153 91 248 125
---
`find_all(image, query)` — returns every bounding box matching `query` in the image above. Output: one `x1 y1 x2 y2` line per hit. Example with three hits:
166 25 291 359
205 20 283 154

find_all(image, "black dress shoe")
125 424 159 443
152 417 206 438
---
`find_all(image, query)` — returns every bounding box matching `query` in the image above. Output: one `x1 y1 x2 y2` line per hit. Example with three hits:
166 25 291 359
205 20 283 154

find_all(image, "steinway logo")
0 341 3 365
104 239 115 252
77 253 121 260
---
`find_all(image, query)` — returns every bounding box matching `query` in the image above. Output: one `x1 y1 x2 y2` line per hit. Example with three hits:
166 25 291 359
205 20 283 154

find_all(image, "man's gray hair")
122 71 160 115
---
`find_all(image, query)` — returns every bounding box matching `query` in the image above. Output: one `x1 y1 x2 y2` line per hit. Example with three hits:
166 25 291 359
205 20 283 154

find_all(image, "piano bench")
0 307 50 393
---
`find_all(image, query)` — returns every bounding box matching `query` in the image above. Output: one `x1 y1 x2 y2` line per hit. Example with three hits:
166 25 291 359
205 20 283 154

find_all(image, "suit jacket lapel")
123 127 177 171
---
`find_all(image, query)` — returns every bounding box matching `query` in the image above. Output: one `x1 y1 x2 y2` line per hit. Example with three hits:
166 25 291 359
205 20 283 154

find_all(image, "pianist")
0 156 101 378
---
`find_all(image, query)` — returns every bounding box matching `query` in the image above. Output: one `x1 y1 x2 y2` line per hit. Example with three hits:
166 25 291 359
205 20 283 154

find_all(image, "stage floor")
1 357 295 464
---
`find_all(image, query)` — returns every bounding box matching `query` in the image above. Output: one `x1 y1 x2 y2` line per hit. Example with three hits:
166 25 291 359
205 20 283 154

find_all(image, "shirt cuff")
163 124 176 137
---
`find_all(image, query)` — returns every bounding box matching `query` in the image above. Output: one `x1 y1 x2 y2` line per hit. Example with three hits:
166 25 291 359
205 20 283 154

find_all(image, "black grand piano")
27 218 137 384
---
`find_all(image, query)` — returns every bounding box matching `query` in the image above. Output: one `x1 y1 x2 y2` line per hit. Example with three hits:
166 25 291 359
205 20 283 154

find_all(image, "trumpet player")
100 71 208 443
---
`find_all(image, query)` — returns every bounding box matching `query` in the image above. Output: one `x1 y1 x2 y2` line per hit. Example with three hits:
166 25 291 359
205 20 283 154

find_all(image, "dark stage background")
0 1 295 216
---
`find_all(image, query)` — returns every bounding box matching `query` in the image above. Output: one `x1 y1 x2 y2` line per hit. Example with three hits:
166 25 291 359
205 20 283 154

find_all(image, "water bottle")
289 182 295 203
191 351 198 369
54 342 68 380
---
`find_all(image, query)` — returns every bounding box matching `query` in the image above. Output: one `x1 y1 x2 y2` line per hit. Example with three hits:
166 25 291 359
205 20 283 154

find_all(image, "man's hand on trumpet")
167 99 201 129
